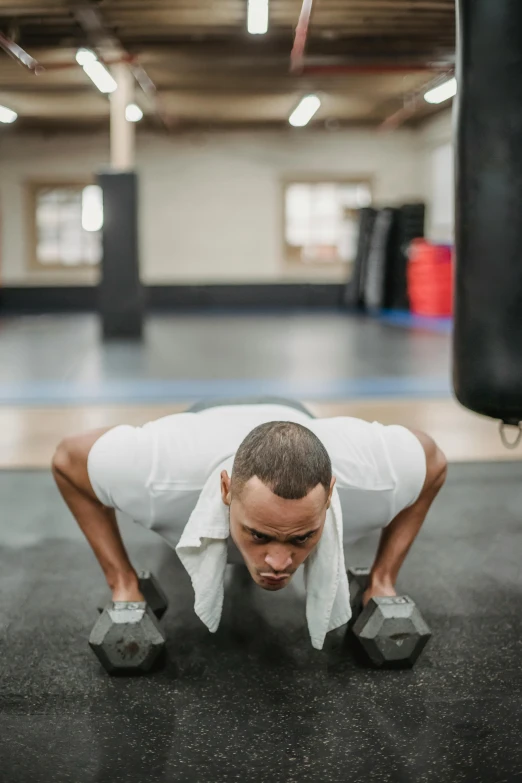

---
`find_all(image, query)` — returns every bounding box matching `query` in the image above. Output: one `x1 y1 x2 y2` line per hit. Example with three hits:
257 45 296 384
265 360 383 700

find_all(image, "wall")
0 133 107 287
0 126 424 287
418 109 454 243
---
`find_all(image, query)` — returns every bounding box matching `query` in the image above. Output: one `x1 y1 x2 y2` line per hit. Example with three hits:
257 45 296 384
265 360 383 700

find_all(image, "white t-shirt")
87 404 426 548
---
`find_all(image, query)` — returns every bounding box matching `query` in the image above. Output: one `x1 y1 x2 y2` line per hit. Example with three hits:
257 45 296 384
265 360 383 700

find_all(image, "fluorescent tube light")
424 77 457 105
76 48 117 94
0 105 17 124
248 0 269 34
289 94 321 127
125 103 143 122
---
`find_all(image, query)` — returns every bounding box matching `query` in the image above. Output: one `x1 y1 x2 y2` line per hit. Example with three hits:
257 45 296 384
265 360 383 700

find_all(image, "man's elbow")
51 437 74 478
410 429 448 492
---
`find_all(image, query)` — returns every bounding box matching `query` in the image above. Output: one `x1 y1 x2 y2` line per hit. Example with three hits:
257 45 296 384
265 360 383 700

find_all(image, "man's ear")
326 476 336 509
221 470 232 507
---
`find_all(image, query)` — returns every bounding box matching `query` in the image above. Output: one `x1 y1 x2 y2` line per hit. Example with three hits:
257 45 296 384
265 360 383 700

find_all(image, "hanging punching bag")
454 0 522 425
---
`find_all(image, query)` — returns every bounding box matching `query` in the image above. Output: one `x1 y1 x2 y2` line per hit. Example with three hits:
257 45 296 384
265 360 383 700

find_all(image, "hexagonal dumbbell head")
352 595 431 668
97 571 168 620
347 566 371 618
90 601 166 674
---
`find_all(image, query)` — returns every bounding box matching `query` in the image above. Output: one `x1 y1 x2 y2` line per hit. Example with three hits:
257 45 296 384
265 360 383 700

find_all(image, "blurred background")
0 0 488 467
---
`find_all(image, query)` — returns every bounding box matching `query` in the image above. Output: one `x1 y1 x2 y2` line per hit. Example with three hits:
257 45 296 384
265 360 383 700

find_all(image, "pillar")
98 63 144 340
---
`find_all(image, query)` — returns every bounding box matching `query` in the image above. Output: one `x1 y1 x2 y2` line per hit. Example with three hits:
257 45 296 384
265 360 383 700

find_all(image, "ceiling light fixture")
125 103 143 122
424 77 457 105
248 0 269 34
0 104 17 124
76 47 117 94
289 94 321 127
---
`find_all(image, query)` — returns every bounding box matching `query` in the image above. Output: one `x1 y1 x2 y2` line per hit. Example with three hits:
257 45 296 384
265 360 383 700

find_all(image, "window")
284 180 372 265
29 183 103 269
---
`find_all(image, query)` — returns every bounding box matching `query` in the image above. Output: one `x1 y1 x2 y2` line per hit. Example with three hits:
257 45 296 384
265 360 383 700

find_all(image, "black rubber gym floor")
1 462 521 783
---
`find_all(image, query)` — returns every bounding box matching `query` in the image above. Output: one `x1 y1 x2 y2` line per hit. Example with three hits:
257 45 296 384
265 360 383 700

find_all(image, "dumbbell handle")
99 599 147 612
97 599 146 614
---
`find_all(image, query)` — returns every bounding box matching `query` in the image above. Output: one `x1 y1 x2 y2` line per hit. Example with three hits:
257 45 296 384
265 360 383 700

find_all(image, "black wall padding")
98 171 144 340
454 0 522 423
363 208 397 310
344 207 377 308
384 203 425 311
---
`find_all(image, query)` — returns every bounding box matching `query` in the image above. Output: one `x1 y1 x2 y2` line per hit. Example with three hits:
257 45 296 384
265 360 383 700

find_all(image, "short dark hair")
231 421 332 500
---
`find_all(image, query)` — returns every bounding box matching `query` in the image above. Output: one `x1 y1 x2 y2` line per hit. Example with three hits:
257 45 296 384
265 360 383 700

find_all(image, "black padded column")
453 0 522 423
98 171 144 340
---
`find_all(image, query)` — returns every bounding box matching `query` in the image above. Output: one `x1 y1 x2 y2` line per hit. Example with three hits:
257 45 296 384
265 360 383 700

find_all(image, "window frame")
281 174 373 268
26 178 101 271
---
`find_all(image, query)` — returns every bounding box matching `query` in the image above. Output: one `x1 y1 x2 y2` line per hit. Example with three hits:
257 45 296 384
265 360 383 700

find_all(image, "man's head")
220 421 335 591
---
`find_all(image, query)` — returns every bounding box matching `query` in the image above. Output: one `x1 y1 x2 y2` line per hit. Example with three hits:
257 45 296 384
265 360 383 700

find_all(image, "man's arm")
364 430 447 604
52 429 144 602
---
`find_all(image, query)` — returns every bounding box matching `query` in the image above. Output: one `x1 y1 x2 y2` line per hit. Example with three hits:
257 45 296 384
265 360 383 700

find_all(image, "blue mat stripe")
0 376 452 406
378 310 453 334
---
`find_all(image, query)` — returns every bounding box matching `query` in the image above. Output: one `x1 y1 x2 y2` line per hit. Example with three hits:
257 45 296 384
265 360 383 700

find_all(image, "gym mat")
0 462 520 783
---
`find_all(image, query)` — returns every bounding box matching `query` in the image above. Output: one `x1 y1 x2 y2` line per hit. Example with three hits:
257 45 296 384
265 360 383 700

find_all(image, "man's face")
221 471 335 591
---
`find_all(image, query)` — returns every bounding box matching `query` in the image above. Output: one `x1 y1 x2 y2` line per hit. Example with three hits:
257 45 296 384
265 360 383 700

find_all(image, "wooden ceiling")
0 0 456 131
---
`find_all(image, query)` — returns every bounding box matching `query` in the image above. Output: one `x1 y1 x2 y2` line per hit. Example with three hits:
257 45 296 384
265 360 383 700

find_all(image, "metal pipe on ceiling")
38 54 135 72
379 70 455 130
290 0 315 73
0 32 44 74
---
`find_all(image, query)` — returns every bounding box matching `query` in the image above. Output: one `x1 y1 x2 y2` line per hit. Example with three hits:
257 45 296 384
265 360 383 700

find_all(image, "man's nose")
264 547 292 573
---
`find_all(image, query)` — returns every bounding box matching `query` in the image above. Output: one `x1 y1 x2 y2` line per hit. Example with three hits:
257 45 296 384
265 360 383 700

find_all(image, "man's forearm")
52 465 138 592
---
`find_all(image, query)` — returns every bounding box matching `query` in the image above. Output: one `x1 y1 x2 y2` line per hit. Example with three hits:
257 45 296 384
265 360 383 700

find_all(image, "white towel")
175 456 351 649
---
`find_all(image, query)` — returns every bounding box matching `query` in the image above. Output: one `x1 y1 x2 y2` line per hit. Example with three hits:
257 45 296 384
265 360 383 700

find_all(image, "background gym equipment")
344 207 377 309
97 570 169 619
390 203 426 311
453 0 522 426
347 566 432 668
345 202 426 313
363 208 398 311
91 570 169 674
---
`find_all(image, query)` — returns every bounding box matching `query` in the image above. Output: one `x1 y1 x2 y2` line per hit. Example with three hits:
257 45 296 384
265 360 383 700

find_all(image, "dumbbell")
90 571 169 674
347 566 431 669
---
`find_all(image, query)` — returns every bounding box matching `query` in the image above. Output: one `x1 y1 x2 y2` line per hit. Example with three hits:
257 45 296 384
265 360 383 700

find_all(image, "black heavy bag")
344 207 377 309
454 0 522 424
363 208 397 311
384 203 426 311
